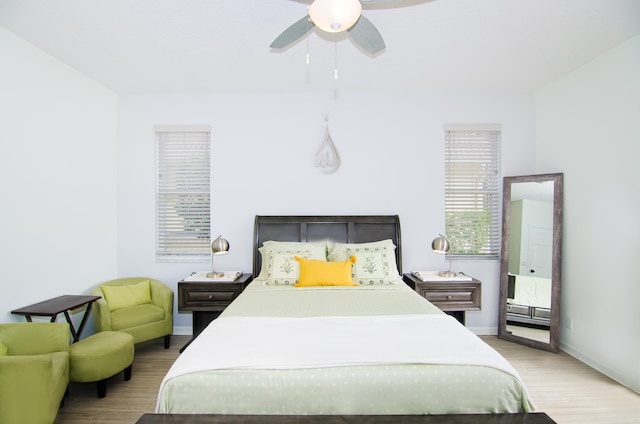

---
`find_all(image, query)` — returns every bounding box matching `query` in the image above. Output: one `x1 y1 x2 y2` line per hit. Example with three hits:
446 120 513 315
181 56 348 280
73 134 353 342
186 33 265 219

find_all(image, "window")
443 124 501 259
155 126 211 261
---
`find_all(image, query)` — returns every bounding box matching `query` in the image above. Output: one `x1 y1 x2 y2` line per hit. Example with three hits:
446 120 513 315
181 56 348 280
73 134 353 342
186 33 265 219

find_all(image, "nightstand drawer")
417 285 480 311
420 287 474 304
184 288 239 303
178 283 243 312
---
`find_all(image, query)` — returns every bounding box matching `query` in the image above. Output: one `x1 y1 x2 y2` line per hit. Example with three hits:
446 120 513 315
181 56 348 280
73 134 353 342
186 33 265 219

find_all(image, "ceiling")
1 0 639 94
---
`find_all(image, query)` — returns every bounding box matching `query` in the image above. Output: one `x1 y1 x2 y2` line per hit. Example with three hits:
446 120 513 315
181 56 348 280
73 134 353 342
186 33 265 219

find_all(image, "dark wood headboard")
252 215 402 277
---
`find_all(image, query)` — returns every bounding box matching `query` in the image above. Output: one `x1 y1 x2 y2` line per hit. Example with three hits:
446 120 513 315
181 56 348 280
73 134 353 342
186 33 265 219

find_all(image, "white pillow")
327 239 400 285
258 241 327 284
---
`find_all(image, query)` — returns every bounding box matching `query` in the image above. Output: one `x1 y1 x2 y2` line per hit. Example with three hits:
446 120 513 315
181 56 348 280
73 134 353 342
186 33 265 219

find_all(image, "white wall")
118 91 536 334
0 27 118 328
536 35 640 393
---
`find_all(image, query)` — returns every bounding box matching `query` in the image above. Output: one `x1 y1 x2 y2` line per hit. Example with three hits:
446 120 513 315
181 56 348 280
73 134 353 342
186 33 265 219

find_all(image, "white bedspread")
158 313 523 408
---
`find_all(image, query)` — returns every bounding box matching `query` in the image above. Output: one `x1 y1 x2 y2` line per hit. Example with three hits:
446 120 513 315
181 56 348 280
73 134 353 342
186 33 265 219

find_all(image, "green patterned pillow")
328 240 400 285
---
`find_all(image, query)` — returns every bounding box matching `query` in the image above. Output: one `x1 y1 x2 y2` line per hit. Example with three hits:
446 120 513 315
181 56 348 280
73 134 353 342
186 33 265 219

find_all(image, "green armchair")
92 277 173 348
0 322 70 424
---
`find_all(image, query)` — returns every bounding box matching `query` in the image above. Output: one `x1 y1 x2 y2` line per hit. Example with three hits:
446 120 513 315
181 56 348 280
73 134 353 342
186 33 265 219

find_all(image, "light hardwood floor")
54 335 640 424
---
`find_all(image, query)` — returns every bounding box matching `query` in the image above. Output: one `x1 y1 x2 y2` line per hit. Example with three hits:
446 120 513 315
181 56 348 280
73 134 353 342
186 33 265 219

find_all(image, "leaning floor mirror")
498 173 563 352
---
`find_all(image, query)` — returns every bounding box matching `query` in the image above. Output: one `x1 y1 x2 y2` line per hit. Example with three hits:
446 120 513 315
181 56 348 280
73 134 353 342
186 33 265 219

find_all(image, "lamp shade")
210 236 229 255
309 0 362 33
431 234 450 254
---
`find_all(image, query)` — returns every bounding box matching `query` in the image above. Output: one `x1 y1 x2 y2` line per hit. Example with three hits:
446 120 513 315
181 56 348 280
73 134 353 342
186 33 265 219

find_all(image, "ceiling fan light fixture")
309 0 362 33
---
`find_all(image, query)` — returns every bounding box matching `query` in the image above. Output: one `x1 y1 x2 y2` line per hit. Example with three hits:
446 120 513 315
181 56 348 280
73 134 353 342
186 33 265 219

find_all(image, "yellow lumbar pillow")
294 256 358 287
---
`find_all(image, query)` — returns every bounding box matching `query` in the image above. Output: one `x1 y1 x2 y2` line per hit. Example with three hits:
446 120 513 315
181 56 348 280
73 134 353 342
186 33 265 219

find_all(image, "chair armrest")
91 295 113 332
150 280 174 331
0 354 56 385
0 323 70 355
0 354 65 422
150 280 174 310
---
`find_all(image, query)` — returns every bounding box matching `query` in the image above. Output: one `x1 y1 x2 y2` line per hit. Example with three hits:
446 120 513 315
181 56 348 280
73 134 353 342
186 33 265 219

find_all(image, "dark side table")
178 273 253 352
403 273 481 325
11 294 101 342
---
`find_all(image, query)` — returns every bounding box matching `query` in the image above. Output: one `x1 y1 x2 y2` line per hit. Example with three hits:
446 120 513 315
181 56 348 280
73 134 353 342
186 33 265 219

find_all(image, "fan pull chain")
306 12 311 65
334 34 338 80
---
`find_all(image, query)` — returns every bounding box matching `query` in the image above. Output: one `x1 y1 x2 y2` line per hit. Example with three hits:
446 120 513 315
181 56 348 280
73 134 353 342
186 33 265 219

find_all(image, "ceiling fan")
270 0 408 55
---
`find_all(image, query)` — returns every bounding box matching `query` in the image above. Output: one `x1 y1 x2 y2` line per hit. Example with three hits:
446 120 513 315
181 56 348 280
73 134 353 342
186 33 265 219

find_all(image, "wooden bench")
136 413 556 423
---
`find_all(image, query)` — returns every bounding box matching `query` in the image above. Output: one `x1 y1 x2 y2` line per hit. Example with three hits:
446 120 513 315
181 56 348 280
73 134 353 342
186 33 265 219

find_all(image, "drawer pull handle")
447 295 452 300
208 295 214 300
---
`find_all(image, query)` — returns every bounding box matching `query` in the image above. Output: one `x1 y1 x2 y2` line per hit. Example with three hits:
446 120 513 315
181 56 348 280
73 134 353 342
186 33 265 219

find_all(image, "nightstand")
402 273 481 325
178 273 253 351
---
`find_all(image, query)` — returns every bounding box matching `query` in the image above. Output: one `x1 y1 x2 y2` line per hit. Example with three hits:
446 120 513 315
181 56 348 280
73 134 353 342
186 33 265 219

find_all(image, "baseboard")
560 340 640 395
173 326 192 336
468 326 498 336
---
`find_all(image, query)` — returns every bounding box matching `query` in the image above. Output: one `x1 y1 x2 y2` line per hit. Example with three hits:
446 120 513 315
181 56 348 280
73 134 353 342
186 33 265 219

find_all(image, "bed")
156 215 534 415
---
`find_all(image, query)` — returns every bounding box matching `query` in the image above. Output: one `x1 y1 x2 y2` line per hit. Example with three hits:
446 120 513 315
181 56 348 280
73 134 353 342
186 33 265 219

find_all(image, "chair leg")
97 379 107 399
124 364 132 381
164 334 171 349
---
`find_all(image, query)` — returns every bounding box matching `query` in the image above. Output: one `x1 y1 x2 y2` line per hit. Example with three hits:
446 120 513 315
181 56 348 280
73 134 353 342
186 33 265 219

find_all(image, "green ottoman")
70 331 134 398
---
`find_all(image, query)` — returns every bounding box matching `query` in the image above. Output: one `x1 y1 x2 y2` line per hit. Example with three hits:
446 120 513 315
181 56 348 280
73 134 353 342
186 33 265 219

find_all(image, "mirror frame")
498 173 563 352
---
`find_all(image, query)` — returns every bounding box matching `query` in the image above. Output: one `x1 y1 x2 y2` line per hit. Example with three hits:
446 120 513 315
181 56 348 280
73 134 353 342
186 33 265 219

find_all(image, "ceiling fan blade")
347 15 386 54
270 15 315 49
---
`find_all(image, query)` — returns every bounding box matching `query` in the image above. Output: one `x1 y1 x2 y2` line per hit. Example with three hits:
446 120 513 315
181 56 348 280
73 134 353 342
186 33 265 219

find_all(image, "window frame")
154 125 211 262
443 123 502 260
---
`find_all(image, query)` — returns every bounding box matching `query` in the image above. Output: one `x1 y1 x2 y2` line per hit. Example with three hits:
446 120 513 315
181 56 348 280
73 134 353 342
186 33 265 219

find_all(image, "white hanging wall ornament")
314 114 341 174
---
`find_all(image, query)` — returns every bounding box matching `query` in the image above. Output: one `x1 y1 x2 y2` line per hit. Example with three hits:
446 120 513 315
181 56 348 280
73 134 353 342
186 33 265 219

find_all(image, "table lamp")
206 235 229 278
432 234 458 277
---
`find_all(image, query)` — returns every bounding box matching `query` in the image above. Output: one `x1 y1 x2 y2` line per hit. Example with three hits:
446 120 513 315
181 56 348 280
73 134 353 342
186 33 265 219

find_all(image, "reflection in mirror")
498 173 563 352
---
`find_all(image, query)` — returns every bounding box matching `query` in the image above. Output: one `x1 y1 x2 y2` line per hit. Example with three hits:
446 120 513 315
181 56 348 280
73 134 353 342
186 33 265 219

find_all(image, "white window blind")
155 126 211 260
444 124 501 259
